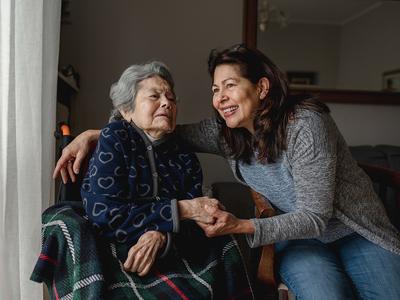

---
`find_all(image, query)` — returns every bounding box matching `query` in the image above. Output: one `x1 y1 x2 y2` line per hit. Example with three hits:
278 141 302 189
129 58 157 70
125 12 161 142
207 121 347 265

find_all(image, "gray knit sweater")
176 109 400 255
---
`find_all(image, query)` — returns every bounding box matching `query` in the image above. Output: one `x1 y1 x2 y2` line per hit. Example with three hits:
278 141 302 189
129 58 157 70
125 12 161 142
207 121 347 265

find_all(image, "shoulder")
101 120 129 136
291 109 332 131
287 109 338 159
289 109 337 140
99 120 142 145
170 135 199 159
97 120 138 155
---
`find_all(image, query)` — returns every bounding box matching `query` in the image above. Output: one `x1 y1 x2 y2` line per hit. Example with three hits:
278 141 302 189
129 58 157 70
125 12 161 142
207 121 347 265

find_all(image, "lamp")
258 0 288 32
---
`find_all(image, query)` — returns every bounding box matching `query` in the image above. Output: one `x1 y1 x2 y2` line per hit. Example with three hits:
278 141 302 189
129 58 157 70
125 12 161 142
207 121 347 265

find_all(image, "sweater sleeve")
175 117 223 156
81 122 179 247
246 112 338 247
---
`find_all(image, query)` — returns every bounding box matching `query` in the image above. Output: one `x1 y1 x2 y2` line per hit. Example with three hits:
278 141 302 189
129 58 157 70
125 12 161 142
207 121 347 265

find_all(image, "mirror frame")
242 0 400 105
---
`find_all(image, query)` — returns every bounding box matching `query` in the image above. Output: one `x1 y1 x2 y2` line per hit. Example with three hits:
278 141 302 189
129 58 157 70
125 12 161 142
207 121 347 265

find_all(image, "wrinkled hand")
123 231 166 276
53 129 99 183
197 205 246 237
179 197 225 224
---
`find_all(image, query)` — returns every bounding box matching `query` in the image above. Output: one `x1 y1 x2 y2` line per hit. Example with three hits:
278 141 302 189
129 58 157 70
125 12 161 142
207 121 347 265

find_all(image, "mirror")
244 0 400 104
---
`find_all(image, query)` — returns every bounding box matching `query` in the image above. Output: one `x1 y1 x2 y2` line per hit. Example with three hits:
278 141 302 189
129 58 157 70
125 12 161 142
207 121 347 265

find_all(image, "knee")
277 252 355 300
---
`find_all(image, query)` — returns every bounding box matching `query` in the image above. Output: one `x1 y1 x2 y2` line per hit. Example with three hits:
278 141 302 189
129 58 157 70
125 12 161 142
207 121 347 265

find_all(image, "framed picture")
286 71 317 85
383 69 400 92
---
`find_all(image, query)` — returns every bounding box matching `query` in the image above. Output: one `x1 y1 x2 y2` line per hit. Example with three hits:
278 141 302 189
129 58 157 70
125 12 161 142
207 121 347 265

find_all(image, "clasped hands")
179 196 241 236
178 197 242 237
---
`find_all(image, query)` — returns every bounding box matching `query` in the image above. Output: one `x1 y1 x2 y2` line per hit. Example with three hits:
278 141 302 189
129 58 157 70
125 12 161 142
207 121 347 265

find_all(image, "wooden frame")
242 0 400 105
243 0 257 48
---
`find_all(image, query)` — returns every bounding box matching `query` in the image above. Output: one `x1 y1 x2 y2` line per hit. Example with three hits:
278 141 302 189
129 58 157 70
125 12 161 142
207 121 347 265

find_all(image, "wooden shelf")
290 85 400 105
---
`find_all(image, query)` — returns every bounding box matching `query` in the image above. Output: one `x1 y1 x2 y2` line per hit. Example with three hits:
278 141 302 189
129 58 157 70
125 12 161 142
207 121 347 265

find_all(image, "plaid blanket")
30 203 255 299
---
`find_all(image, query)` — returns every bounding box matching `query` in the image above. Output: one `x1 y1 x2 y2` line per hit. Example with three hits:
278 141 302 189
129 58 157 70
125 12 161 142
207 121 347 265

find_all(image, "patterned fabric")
31 119 254 299
81 120 203 247
30 203 255 299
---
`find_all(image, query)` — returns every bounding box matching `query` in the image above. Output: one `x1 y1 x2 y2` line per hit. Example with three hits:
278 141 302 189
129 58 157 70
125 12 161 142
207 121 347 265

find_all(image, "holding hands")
178 196 225 224
197 205 255 237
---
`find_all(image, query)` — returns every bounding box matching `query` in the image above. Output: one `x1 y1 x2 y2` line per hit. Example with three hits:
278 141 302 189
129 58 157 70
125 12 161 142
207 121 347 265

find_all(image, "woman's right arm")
53 118 224 182
53 129 101 183
175 117 223 155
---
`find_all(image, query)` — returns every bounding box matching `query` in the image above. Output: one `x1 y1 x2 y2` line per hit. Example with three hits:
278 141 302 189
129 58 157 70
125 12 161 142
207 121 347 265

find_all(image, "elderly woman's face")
128 75 177 138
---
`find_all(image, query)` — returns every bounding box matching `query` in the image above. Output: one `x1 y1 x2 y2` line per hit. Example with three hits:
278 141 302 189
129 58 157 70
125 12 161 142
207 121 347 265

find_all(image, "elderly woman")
34 61 254 300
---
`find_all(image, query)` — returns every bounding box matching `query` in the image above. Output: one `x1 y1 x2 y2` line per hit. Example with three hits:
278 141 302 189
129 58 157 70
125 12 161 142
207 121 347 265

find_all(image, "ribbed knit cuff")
170 199 180 233
245 218 261 248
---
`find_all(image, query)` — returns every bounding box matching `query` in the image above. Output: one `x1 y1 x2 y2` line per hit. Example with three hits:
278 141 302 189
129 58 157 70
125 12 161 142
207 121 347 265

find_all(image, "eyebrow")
147 87 168 93
212 77 238 87
147 87 176 97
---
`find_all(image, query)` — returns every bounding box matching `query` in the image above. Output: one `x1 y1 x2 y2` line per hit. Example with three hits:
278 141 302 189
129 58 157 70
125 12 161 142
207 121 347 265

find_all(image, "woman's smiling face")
211 64 264 134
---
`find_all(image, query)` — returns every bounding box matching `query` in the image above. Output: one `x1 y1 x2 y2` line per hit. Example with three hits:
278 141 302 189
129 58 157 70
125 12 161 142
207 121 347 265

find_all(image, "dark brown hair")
208 44 329 163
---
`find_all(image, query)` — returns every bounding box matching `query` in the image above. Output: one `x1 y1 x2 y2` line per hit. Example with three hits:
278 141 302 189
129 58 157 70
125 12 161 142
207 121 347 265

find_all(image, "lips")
154 112 171 119
221 105 239 117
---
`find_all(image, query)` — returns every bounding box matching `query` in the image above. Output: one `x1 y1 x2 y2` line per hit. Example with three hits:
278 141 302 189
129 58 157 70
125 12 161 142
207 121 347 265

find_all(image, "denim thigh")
276 239 355 300
332 233 400 300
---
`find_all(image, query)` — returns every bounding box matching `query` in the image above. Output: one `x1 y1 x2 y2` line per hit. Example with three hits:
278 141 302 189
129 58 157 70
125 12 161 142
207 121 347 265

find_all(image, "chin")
162 126 175 133
225 119 240 129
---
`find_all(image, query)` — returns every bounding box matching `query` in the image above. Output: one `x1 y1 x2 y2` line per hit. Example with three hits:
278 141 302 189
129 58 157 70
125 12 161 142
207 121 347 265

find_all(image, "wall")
337 2 400 90
257 4 400 146
332 2 400 146
329 103 400 146
59 0 243 185
258 23 341 88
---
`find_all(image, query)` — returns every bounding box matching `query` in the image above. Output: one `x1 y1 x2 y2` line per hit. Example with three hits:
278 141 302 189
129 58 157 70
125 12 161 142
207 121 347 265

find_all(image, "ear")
257 77 270 100
120 109 133 122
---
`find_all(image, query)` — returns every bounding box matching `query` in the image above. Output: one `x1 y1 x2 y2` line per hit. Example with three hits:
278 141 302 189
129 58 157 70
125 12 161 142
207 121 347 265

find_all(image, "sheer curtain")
0 0 61 299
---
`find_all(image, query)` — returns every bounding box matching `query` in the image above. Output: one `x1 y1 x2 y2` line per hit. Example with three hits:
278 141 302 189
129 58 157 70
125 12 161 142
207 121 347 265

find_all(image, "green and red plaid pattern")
31 203 255 299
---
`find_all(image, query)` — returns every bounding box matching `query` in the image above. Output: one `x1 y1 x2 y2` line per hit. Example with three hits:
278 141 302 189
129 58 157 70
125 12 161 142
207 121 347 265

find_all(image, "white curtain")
0 0 61 299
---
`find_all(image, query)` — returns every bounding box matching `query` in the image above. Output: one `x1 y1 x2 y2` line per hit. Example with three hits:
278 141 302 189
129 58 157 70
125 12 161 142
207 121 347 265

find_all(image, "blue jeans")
275 233 400 300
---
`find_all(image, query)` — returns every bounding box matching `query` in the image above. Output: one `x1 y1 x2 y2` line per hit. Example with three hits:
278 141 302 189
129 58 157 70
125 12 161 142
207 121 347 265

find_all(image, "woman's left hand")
197 205 255 237
123 231 166 276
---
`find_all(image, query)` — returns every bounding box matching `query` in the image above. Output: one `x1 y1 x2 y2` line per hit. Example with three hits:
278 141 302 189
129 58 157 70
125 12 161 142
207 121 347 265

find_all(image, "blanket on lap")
30 203 254 299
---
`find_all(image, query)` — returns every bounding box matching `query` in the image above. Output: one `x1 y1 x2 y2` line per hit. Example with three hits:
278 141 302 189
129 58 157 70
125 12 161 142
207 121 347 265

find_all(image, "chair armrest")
251 190 275 218
249 189 277 293
359 162 400 190
358 162 400 221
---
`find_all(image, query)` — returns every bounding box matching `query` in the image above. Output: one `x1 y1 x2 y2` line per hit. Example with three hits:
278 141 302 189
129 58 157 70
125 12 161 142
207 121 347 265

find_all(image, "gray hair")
109 61 175 121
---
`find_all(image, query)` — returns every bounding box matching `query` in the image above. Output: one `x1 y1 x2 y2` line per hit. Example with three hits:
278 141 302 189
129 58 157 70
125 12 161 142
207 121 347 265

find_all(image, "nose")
214 89 228 105
160 95 172 109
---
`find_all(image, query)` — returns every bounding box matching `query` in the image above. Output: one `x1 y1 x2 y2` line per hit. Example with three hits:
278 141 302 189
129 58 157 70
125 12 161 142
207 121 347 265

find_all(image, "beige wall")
332 2 400 146
338 2 400 91
257 3 400 146
258 23 341 88
329 103 400 146
59 0 243 185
